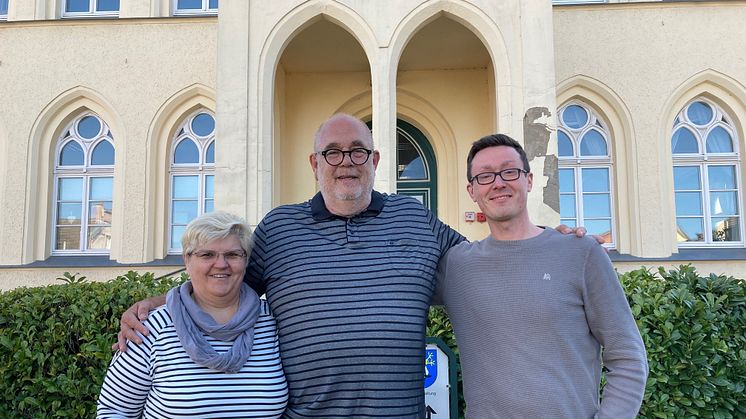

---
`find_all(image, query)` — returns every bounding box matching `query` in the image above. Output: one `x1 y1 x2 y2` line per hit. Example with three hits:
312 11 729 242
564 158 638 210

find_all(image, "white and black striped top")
97 300 288 418
246 191 464 418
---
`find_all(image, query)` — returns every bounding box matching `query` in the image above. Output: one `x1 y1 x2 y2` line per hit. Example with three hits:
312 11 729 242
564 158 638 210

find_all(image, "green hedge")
1 266 744 418
624 266 746 419
0 271 185 418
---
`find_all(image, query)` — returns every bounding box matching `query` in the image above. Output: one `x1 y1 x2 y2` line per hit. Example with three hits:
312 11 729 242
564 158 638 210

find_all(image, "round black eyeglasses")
317 148 372 166
470 168 528 185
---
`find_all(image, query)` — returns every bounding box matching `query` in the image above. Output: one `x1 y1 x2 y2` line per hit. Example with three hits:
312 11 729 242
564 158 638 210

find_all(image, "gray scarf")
166 281 260 373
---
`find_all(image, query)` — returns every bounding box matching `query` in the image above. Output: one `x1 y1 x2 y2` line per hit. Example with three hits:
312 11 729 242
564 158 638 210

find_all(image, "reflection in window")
170 111 216 250
63 0 119 17
672 99 742 246
0 0 8 19
557 102 615 247
397 132 428 180
53 113 114 252
175 0 217 15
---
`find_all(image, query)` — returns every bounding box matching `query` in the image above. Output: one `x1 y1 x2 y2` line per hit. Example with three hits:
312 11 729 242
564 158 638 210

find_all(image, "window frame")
52 113 115 255
168 110 216 253
557 101 616 248
173 0 217 16
62 0 119 18
672 98 744 248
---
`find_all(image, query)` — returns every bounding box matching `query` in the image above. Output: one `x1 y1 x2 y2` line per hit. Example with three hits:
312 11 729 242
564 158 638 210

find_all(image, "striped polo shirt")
97 300 288 418
246 191 464 418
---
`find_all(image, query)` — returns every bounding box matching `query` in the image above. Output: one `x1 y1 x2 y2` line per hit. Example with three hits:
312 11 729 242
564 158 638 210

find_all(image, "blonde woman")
97 212 288 418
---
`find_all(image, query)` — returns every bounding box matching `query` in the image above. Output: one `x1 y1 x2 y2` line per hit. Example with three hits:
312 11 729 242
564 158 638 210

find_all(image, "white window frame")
52 113 114 254
557 101 616 248
62 0 119 18
672 98 744 248
173 0 217 16
168 110 216 253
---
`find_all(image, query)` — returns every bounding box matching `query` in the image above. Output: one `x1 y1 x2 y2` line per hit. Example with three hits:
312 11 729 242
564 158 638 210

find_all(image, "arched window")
53 113 114 252
672 98 743 246
557 102 615 247
169 111 215 251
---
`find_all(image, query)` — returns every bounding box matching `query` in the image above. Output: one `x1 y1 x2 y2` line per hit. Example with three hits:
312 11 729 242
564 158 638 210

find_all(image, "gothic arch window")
557 102 615 247
672 98 743 246
169 110 215 251
53 113 114 253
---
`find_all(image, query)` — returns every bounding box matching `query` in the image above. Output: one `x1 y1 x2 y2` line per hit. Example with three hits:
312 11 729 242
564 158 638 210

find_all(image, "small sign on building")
424 337 458 419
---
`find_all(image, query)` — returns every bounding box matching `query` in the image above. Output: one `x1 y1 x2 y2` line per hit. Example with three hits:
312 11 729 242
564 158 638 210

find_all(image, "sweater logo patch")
542 273 551 281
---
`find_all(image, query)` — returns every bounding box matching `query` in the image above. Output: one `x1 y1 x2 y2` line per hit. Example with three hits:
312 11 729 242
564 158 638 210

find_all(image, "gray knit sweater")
436 228 647 418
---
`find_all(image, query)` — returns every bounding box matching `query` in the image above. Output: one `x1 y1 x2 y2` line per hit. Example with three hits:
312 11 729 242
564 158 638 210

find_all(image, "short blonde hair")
181 211 252 258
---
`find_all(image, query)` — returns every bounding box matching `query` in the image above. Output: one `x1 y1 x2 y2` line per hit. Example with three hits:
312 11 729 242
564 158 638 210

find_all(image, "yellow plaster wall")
0 18 217 266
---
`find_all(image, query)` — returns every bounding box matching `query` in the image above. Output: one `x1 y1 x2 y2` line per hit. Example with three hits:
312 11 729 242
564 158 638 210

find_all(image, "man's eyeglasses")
470 168 528 185
317 148 372 166
189 250 247 264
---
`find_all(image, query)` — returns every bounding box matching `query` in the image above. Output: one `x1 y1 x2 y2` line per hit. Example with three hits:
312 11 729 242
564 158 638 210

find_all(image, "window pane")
558 131 573 157
583 193 611 217
676 218 704 242
560 195 576 217
708 166 736 190
89 177 113 201
172 176 199 199
671 127 698 154
584 219 612 239
88 201 112 225
177 0 202 9
710 192 738 216
712 217 741 242
205 175 214 199
57 203 82 225
174 138 200 164
77 116 101 139
581 168 609 192
673 166 701 190
706 127 733 153
96 0 119 11
171 226 186 249
687 101 713 126
172 200 198 225
675 192 703 216
91 141 115 165
206 141 215 164
560 218 576 228
56 226 81 250
192 113 215 136
209 0 218 8
562 105 588 129
88 226 112 249
559 169 574 193
579 129 608 156
66 0 89 13
60 141 84 166
1 0 8 15
204 199 214 213
58 178 83 201
398 135 426 180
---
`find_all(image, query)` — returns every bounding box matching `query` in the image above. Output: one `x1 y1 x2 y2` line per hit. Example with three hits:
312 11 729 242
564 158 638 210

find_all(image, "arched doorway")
395 119 438 215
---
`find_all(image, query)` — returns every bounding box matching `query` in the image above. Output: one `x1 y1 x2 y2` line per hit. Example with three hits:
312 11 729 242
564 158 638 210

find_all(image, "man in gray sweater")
436 134 648 418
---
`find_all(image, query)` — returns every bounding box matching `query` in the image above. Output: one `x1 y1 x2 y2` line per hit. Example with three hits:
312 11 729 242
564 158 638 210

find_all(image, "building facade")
1 0 744 289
